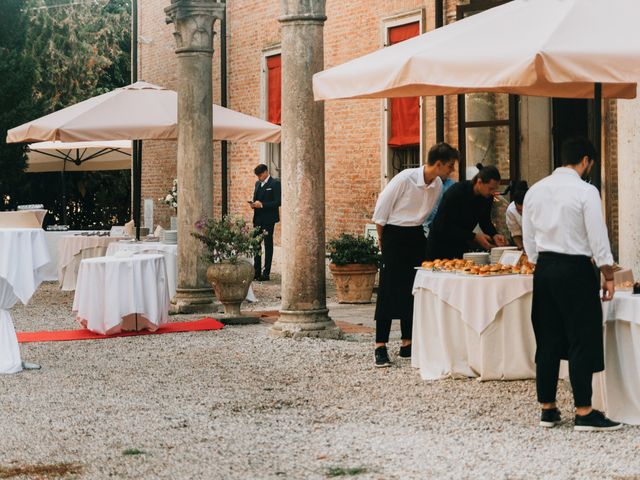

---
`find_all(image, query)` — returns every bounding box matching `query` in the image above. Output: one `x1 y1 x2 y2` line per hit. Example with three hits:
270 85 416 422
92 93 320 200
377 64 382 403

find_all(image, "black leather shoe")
258 275 270 281
574 409 622 431
399 344 412 358
254 273 261 280
374 346 391 368
540 408 561 428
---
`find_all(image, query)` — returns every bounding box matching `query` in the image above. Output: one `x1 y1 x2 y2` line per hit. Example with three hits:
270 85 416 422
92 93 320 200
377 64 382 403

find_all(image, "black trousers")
532 252 604 408
254 223 275 277
374 225 426 343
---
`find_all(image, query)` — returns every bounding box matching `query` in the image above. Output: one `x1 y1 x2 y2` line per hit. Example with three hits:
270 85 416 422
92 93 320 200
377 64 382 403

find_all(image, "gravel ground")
1 282 639 479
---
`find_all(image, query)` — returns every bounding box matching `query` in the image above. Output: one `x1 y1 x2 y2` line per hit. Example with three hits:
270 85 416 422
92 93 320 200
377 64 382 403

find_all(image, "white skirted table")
58 234 122 291
72 254 170 335
596 292 640 425
105 241 257 302
0 228 50 374
411 270 536 381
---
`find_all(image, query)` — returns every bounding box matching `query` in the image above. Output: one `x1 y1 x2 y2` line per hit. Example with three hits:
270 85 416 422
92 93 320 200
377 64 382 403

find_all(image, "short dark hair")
511 180 528 205
472 163 501 184
561 137 596 166
254 164 268 175
427 142 459 166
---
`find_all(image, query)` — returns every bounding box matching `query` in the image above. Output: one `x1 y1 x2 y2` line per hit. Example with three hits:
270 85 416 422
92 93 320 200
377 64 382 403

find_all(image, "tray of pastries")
417 256 535 276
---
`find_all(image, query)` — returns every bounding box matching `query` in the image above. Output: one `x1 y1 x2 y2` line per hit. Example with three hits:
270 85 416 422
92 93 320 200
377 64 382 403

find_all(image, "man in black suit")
250 164 281 281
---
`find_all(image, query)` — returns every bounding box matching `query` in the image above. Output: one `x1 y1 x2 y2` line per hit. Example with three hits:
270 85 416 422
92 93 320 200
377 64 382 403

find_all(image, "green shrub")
192 216 263 264
327 233 380 267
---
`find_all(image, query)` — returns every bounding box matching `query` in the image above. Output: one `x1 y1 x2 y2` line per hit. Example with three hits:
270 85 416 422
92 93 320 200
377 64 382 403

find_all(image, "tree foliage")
0 0 41 209
0 0 133 228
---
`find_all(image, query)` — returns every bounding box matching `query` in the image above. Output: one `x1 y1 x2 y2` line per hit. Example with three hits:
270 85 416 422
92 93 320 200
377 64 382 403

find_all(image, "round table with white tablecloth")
411 269 536 381
57 234 122 290
0 228 50 374
73 254 170 335
105 241 258 302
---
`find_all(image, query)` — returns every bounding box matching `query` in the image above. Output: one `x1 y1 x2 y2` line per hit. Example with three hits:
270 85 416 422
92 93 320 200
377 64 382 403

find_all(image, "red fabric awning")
267 55 281 125
388 22 420 147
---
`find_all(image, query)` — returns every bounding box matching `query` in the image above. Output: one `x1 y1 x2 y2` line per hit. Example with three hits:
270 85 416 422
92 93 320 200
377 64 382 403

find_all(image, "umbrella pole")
133 139 142 240
592 82 602 191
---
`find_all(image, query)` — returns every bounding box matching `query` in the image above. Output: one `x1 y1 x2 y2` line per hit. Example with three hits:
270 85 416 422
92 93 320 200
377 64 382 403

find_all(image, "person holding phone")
250 164 281 281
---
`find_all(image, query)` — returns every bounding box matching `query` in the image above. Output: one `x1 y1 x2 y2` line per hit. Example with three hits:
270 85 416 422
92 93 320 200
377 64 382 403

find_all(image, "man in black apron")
372 143 459 367
523 137 621 431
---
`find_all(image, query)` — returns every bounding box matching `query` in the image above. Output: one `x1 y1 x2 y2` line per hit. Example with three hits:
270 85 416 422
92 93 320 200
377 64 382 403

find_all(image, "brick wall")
137 0 619 255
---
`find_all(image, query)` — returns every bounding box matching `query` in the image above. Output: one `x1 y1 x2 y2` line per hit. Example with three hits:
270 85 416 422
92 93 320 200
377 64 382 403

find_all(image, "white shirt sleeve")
583 187 614 267
505 203 522 237
522 196 538 264
372 176 405 226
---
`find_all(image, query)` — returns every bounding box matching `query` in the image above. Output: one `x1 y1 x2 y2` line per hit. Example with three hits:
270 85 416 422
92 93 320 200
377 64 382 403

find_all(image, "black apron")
374 225 426 323
531 252 604 373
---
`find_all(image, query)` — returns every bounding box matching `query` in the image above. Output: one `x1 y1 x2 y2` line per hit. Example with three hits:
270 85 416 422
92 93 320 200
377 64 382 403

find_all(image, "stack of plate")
491 246 518 264
162 230 177 245
463 252 490 265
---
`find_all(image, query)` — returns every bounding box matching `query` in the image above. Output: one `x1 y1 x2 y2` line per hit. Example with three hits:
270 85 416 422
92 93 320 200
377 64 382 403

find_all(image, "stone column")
165 0 225 313
270 0 340 338
617 96 640 278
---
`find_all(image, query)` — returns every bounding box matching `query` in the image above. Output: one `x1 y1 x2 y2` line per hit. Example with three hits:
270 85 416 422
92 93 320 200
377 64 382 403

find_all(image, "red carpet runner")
16 317 224 343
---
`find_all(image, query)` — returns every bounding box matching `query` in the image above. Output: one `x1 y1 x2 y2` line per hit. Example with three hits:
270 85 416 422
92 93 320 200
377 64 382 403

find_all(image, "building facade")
138 0 622 273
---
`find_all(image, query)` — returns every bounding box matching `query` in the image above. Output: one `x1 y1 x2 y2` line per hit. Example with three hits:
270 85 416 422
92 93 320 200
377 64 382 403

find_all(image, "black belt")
384 224 423 233
538 251 592 263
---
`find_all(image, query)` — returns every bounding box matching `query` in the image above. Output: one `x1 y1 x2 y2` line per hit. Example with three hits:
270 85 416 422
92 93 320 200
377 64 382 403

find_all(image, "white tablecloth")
42 230 87 281
598 292 640 424
73 254 170 335
58 234 122 290
105 242 258 303
412 270 536 380
0 228 50 374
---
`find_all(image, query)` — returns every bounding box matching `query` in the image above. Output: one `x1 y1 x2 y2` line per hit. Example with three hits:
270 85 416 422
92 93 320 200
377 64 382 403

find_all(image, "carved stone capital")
165 0 226 55
279 0 326 24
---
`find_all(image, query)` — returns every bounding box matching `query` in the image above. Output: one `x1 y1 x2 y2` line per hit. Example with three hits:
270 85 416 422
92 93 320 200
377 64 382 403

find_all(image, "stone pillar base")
269 308 342 339
170 287 215 314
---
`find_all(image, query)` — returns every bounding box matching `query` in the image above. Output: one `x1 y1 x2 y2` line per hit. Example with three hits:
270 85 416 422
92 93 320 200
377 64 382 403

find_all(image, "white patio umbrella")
27 140 131 172
7 82 281 235
313 0 640 101
7 81 281 143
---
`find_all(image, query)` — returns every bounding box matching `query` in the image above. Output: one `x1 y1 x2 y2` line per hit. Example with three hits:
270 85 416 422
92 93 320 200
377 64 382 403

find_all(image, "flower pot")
329 263 378 304
206 259 255 316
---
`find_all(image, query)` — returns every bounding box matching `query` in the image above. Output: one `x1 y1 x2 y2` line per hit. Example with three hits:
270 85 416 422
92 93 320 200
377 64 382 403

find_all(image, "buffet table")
0 228 50 374
598 291 640 424
73 254 170 335
58 234 122 290
411 270 536 381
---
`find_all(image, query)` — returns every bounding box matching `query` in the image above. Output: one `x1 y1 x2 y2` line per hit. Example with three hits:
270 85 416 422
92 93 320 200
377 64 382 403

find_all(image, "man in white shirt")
372 143 458 367
523 137 620 431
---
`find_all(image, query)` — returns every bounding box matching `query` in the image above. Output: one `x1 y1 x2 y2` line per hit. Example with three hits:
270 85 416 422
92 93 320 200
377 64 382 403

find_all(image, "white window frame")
260 46 282 179
380 10 426 188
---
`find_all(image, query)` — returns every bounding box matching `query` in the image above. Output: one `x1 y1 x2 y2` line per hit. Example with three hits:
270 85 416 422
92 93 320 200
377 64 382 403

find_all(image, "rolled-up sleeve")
522 196 538 264
372 177 403 227
583 187 614 267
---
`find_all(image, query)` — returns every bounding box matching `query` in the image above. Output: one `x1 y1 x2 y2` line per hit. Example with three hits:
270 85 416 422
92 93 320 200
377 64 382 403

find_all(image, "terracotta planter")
329 263 378 304
206 259 254 316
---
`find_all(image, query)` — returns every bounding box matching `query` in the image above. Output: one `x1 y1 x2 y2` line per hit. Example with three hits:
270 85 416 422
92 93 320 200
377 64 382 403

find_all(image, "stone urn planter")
329 263 378 304
206 259 258 324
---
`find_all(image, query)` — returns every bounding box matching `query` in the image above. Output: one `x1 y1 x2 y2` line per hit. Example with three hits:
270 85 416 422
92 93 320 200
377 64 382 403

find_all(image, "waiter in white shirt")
523 137 621 431
372 143 458 367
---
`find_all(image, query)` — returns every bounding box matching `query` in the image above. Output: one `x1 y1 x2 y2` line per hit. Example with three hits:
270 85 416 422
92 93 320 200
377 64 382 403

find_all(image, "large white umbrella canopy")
7 81 281 144
313 0 640 101
27 140 131 172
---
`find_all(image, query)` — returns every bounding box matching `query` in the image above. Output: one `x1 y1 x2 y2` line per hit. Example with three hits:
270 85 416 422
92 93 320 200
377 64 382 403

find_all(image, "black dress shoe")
258 275 270 281
574 409 622 431
254 273 261 280
399 344 412 358
374 346 391 368
540 408 561 428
